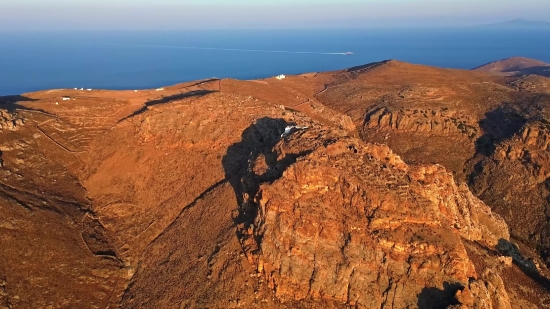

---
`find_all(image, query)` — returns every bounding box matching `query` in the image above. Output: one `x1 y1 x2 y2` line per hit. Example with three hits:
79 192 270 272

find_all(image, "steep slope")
0 80 222 308
0 108 125 308
470 119 550 264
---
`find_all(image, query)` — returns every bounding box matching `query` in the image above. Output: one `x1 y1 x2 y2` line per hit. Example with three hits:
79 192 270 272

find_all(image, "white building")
62 96 71 101
275 74 286 80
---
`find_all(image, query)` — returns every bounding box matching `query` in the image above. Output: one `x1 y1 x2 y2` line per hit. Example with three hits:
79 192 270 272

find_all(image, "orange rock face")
234 128 508 308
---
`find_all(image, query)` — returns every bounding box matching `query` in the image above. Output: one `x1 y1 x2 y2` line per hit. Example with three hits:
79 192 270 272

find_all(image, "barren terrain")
474 56 550 77
2 58 550 308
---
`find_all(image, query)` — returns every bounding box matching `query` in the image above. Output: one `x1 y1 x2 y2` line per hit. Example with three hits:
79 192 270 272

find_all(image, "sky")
1 0 549 30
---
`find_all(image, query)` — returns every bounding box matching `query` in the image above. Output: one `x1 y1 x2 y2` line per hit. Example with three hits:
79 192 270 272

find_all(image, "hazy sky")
1 0 549 30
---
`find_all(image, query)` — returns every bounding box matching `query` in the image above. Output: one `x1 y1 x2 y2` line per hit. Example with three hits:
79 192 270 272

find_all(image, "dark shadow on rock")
0 95 37 104
541 225 550 267
475 106 526 156
497 238 550 291
185 78 220 87
362 106 389 127
118 89 215 123
222 117 289 228
346 60 391 73
81 215 120 260
147 90 215 107
11 105 57 117
505 66 550 78
0 274 10 308
417 282 462 309
222 118 315 234
0 95 51 115
0 95 58 117
467 160 485 187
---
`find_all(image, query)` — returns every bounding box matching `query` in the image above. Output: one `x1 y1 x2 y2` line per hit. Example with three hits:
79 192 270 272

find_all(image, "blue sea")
0 28 549 96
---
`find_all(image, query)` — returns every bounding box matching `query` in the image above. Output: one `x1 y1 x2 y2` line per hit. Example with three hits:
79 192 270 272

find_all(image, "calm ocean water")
0 28 549 95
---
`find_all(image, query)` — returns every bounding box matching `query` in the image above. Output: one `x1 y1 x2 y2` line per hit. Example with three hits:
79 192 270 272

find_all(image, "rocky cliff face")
470 119 550 264
225 123 510 308
311 60 550 274
450 269 512 309
364 106 477 137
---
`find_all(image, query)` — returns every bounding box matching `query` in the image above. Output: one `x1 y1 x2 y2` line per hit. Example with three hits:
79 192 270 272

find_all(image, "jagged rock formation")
233 127 509 308
470 119 550 264
0 110 24 132
450 269 512 309
364 106 477 137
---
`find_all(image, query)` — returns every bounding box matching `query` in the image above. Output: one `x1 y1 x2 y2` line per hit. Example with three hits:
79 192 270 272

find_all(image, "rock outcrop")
0 277 9 309
451 269 512 309
0 110 24 132
509 75 550 93
231 125 509 308
470 119 550 264
364 106 478 137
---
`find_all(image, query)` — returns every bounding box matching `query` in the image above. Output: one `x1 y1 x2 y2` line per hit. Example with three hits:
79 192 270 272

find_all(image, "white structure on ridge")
275 74 286 80
281 125 308 138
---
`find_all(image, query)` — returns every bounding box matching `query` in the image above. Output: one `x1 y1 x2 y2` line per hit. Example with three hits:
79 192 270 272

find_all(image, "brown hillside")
1 62 550 308
473 56 550 77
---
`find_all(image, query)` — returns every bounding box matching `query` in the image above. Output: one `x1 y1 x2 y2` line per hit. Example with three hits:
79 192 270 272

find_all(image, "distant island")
481 18 550 28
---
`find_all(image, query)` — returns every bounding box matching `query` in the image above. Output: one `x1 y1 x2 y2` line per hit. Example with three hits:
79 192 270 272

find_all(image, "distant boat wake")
100 42 350 55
